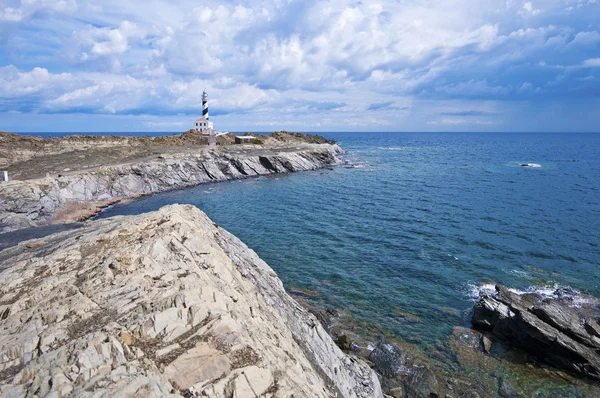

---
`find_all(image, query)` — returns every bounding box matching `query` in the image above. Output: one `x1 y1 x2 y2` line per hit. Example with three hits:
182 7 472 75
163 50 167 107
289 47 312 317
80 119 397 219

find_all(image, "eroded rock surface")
0 143 343 233
472 284 600 380
0 204 381 397
0 131 336 170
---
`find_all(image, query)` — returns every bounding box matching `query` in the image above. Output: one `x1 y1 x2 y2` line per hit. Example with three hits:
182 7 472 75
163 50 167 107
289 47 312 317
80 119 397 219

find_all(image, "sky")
0 0 599 133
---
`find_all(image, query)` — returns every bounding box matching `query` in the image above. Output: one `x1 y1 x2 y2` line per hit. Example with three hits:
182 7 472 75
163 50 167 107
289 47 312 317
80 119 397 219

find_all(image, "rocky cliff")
0 144 343 233
0 204 382 397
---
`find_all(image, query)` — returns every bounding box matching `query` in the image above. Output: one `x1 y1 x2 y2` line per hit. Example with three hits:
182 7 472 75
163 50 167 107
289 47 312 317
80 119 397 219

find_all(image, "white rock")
0 204 380 397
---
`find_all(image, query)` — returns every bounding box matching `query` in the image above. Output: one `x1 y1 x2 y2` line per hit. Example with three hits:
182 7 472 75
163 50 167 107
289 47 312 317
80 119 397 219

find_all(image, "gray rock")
498 378 521 398
337 334 352 351
585 318 600 338
481 336 492 354
0 144 344 233
368 340 409 381
367 339 441 397
0 204 381 397
471 284 600 380
472 296 514 328
531 300 600 349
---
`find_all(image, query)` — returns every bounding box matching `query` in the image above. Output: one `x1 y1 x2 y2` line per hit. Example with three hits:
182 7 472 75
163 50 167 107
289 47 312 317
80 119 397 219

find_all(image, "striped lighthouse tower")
193 91 214 133
202 91 209 120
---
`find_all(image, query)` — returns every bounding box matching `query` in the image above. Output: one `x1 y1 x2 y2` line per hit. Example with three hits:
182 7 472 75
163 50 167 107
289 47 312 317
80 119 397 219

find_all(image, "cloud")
307 102 346 111
0 65 79 113
428 118 495 126
65 21 147 72
367 102 395 111
0 0 76 22
439 110 495 116
518 2 542 16
583 58 600 67
569 31 600 47
0 64 284 117
144 120 186 129
0 0 599 132
432 80 510 98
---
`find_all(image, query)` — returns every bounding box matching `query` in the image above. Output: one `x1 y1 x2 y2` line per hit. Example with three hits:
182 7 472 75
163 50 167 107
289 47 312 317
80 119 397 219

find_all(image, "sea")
9 132 600 391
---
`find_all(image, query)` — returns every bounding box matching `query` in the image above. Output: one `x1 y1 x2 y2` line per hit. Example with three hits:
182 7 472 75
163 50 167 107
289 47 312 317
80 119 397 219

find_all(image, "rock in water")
472 284 600 380
337 334 352 351
0 204 382 397
481 336 492 354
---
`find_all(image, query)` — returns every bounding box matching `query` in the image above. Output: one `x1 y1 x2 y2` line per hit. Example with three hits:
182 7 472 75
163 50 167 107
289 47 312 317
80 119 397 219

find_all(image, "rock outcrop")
0 204 382 397
0 131 337 169
0 144 343 233
472 284 600 380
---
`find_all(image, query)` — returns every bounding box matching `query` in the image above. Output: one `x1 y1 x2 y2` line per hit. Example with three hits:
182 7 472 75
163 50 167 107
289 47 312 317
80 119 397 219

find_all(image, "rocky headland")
0 131 343 233
0 204 382 397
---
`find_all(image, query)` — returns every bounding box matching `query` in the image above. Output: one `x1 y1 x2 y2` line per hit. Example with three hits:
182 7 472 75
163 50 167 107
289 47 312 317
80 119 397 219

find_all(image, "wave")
378 147 408 151
343 161 370 169
465 282 596 308
508 269 530 277
521 163 542 168
506 162 542 168
344 164 369 169
465 283 497 300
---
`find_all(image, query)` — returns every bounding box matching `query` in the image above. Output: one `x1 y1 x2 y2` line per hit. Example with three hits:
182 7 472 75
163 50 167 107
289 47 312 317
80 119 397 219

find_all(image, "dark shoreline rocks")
280 282 600 396
472 284 600 380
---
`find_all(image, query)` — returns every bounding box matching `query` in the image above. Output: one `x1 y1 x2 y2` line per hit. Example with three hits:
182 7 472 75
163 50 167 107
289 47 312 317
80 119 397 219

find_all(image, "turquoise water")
97 132 600 348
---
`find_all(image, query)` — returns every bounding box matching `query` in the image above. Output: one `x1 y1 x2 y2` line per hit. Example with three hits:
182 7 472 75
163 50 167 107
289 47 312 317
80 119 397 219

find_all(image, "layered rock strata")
0 204 382 397
472 284 600 380
0 144 342 233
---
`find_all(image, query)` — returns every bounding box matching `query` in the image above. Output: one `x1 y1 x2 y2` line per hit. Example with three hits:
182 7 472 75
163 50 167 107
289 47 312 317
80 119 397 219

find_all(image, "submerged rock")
337 334 352 351
0 204 381 397
366 339 446 398
472 284 600 380
481 336 493 354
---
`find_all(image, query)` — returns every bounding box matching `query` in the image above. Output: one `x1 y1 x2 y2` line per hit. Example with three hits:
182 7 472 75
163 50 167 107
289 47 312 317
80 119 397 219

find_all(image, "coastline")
0 131 387 397
0 131 343 233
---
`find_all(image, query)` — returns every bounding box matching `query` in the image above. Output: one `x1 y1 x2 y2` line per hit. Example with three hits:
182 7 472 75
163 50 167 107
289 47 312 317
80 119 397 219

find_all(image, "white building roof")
195 117 211 122
235 136 255 139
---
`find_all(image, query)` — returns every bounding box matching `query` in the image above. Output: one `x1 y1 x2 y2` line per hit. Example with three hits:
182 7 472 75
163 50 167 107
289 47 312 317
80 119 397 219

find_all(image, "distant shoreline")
0 131 343 233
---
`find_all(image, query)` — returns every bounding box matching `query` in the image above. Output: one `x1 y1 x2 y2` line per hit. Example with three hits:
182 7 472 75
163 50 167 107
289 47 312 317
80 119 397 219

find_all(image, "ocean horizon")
9 131 600 137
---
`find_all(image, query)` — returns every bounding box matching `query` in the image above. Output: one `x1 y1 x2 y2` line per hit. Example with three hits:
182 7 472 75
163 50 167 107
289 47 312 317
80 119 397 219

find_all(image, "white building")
193 117 214 134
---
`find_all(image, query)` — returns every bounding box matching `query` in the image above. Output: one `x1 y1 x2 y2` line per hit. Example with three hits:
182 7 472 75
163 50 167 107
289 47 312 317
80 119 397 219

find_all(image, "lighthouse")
193 90 214 134
202 90 209 120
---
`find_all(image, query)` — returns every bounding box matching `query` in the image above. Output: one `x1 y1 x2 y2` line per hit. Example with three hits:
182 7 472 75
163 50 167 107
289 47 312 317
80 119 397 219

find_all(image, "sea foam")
466 282 596 308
